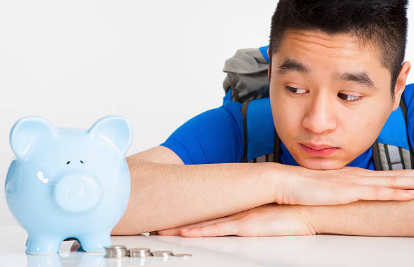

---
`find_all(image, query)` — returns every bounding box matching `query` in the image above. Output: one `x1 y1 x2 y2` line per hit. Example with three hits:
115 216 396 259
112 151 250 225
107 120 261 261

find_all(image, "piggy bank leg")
26 233 63 255
78 232 111 252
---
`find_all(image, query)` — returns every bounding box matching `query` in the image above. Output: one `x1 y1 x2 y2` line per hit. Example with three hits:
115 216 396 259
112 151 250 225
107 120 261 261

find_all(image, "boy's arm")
111 147 414 236
301 198 414 236
111 146 278 235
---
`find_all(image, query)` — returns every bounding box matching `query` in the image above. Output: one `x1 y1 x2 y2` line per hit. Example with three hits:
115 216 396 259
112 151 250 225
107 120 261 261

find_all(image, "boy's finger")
157 228 181 236
180 221 239 237
355 186 414 202
349 176 414 189
158 215 238 236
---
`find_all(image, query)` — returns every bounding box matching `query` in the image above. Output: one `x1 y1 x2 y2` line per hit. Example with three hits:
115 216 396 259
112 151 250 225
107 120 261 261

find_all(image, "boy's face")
269 29 410 170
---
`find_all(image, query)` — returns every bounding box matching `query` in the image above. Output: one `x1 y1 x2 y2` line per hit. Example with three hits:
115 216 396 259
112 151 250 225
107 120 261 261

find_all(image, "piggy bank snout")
54 174 101 213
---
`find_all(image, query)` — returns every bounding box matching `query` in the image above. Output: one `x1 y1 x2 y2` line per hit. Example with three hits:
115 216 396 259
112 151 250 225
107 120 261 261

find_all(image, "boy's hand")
157 203 314 237
271 164 414 205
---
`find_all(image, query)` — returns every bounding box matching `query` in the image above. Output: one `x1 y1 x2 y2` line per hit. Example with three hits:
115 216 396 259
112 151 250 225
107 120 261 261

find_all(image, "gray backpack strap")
372 99 414 170
374 143 412 170
273 131 281 163
371 140 383 170
223 48 270 103
241 101 250 163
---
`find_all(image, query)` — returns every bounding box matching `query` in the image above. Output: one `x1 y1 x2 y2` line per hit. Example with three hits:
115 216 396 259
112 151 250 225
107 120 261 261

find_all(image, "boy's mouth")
300 143 339 156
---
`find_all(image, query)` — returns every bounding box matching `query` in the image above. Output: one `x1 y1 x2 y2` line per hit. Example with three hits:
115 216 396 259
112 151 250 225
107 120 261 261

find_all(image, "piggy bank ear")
10 116 56 159
87 115 133 156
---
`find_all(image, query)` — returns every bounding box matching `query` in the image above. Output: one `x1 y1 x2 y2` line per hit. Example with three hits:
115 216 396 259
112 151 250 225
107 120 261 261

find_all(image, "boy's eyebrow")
277 58 376 88
277 59 309 74
337 72 375 87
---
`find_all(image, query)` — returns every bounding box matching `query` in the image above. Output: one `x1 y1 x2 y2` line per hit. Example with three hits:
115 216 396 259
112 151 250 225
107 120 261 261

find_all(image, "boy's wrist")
295 205 324 235
260 162 290 204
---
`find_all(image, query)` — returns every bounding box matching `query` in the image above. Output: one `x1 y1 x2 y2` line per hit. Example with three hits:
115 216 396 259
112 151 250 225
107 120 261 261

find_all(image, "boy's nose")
302 96 337 134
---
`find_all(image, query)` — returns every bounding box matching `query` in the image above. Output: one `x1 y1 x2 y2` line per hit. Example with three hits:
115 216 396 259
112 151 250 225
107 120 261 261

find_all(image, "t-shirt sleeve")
160 100 244 165
402 83 414 151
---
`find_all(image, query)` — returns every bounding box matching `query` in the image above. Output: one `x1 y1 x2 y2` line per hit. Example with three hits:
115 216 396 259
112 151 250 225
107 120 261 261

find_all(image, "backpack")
222 46 414 170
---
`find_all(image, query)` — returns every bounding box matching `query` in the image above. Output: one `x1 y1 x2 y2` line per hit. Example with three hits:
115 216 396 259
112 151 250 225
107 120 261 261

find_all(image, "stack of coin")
104 245 129 258
103 244 193 261
129 248 152 258
152 251 174 261
152 251 174 258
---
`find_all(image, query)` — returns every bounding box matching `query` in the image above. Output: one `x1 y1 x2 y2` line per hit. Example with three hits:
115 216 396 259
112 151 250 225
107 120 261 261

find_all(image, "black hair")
269 0 409 98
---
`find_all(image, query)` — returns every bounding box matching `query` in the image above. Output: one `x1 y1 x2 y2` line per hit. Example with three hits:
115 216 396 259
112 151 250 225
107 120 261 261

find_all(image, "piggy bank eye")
80 160 84 164
66 161 70 165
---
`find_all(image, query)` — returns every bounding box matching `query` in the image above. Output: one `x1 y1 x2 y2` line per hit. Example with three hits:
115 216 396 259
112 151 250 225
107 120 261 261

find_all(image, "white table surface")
1 225 414 267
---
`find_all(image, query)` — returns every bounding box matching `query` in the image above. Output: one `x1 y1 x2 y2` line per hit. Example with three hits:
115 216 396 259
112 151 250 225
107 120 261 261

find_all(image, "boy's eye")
286 86 362 103
338 93 362 102
286 86 307 94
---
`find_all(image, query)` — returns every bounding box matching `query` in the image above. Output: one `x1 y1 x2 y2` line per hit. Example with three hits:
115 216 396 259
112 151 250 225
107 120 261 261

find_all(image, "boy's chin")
297 158 347 170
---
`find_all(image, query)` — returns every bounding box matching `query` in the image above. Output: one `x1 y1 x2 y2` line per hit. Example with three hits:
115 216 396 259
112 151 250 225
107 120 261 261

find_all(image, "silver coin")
175 253 193 259
104 251 128 258
104 245 128 258
129 248 153 258
104 245 127 250
152 250 174 258
104 249 128 253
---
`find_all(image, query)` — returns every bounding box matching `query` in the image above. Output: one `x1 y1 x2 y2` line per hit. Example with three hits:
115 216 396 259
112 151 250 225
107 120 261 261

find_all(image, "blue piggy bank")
4 115 133 255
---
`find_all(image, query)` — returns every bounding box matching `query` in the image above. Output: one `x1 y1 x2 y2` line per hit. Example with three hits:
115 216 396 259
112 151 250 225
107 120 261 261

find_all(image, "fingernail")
181 228 190 232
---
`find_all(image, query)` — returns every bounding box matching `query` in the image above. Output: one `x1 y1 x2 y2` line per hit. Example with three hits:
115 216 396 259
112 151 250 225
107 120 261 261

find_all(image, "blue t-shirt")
161 84 414 170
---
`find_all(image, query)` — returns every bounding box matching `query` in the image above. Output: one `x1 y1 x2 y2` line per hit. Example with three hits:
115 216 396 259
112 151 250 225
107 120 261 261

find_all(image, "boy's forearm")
301 199 414 236
111 158 278 235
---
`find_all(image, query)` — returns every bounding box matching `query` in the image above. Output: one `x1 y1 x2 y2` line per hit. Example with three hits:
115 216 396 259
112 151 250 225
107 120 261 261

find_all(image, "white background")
0 0 413 227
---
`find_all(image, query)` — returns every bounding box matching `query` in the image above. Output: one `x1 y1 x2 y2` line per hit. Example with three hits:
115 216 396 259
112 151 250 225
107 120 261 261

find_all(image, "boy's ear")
392 61 411 111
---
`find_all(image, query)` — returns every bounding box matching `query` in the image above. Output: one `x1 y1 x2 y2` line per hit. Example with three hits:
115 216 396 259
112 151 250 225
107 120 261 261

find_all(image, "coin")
129 248 152 258
175 253 193 259
104 251 128 258
104 245 127 250
104 244 128 258
152 250 174 258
